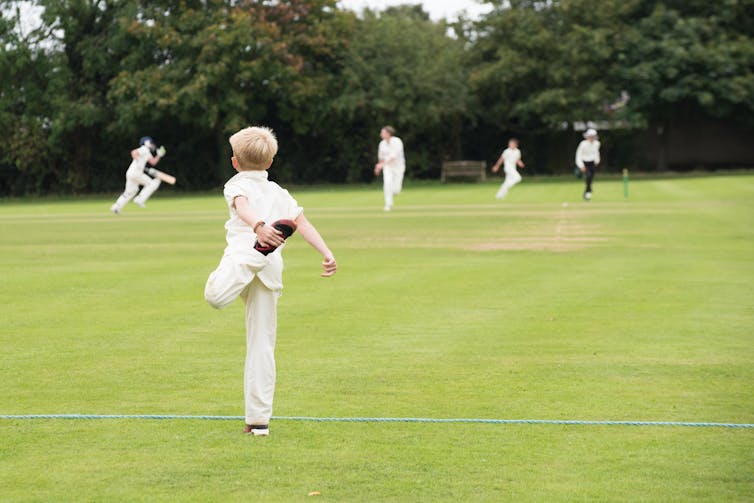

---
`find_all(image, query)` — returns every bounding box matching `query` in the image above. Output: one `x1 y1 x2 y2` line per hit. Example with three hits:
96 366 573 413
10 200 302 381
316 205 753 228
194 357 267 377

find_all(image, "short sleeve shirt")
378 137 405 171
501 148 521 171
129 145 152 173
222 170 303 244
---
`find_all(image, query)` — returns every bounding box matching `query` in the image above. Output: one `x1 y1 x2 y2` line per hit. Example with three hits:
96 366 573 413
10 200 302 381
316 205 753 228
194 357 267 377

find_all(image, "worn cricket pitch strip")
1 175 753 501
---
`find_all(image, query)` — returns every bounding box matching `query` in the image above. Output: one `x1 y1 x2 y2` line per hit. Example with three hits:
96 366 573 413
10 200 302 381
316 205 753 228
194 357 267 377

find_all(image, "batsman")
110 136 173 214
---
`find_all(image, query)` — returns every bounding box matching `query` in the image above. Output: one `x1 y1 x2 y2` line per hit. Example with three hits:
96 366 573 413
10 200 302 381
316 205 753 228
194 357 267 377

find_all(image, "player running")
374 126 405 212
491 138 525 200
110 136 167 214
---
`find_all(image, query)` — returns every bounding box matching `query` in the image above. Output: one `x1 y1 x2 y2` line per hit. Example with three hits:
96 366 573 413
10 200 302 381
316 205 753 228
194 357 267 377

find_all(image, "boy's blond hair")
229 126 278 170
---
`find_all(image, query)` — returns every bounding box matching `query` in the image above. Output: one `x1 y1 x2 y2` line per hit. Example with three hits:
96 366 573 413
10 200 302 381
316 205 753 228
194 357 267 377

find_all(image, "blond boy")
204 126 337 436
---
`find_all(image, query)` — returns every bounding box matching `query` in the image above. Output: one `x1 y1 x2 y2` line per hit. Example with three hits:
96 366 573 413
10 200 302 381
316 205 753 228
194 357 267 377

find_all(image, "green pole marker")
622 168 629 199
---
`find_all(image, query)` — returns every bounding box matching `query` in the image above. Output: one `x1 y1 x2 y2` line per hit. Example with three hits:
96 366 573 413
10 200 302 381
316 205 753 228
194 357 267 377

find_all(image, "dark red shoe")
254 219 297 255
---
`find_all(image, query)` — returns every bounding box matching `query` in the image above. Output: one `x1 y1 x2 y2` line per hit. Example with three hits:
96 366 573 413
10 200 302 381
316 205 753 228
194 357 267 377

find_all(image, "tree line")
1 0 752 195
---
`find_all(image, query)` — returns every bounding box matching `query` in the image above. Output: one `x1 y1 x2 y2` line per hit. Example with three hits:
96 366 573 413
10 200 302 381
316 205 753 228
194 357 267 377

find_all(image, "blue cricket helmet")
139 136 155 147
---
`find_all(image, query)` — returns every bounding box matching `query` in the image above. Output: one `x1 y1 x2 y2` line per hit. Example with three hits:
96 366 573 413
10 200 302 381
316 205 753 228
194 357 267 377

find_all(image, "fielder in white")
491 138 525 199
575 128 601 201
204 126 337 437
374 126 405 211
110 136 167 213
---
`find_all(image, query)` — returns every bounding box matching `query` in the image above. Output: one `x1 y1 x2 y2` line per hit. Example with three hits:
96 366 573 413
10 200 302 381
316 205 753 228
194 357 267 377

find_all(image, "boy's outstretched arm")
295 213 337 277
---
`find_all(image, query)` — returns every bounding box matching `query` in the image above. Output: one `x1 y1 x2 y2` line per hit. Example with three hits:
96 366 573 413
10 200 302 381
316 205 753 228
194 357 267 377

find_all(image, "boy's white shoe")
110 204 120 214
383 205 392 212
134 200 146 208
244 424 269 436
583 191 592 201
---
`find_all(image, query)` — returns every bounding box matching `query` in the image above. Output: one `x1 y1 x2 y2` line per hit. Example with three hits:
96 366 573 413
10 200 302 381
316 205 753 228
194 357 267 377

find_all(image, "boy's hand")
374 163 383 176
157 146 167 157
256 224 284 247
491 165 500 173
321 256 337 277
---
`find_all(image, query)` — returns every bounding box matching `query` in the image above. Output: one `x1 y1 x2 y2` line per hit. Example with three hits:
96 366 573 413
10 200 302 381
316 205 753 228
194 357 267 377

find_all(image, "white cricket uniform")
111 145 161 211
495 147 523 199
204 169 303 425
575 139 601 169
378 136 405 208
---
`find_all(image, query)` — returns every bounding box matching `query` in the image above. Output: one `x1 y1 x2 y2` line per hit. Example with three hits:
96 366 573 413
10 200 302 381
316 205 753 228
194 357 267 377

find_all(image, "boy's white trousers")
383 167 405 208
495 167 522 199
204 246 280 425
241 278 278 425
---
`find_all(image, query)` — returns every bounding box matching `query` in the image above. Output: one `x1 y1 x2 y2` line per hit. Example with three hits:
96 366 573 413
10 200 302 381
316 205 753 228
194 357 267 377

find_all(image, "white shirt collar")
235 170 269 180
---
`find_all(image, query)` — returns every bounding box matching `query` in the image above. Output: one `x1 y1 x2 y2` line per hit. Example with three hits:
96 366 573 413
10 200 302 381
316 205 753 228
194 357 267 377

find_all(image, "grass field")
1 174 753 501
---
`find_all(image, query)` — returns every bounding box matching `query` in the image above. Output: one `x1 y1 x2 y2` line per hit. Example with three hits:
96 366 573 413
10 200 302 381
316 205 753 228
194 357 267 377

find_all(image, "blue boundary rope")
1 414 752 428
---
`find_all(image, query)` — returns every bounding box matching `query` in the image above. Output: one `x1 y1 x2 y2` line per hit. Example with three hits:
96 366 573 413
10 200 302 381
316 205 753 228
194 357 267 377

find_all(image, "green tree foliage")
108 0 353 186
471 0 754 129
0 0 752 194
42 0 126 192
621 1 754 124
470 0 637 130
1 9 50 193
617 1 754 168
469 0 754 170
335 5 470 179
1 0 139 192
467 0 633 171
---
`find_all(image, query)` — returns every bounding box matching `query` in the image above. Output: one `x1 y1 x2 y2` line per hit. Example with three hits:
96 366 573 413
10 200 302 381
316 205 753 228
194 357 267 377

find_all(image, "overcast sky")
10 1 493 39
338 0 493 21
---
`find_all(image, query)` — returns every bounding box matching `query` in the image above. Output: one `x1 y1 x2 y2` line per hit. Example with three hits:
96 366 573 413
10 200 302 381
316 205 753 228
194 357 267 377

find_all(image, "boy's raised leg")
204 248 269 309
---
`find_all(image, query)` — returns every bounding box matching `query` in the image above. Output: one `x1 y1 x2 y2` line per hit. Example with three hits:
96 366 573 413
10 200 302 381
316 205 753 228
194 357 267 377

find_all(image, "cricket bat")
153 169 176 185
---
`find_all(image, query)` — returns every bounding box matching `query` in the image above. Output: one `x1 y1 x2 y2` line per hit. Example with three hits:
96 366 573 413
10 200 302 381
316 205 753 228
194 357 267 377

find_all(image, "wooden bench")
441 160 487 182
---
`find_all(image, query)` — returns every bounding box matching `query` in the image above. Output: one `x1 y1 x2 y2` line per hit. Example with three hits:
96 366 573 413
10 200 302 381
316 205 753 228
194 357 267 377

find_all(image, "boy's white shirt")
575 139 601 168
128 145 152 173
222 170 303 291
378 137 405 171
501 147 521 173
